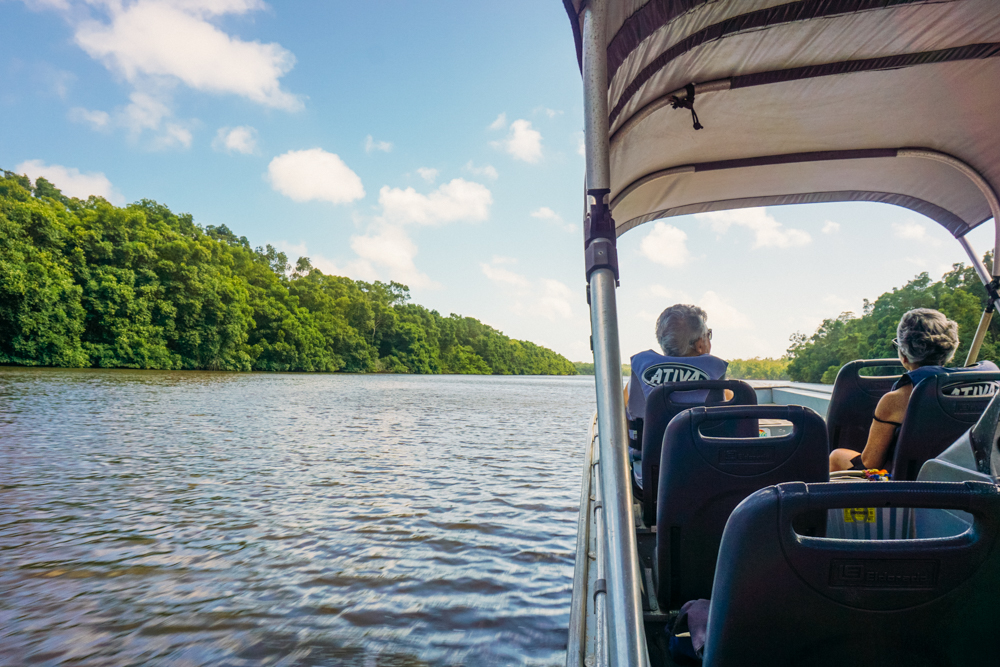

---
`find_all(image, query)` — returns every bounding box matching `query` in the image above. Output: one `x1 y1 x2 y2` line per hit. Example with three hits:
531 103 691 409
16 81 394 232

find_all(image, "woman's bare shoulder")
875 385 911 422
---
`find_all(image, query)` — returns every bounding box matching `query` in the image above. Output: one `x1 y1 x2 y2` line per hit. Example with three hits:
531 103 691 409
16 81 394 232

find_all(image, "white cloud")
296 177 492 289
365 135 393 153
568 340 592 362
536 107 562 118
15 159 124 205
893 220 939 245
822 220 840 234
577 132 586 157
464 161 499 180
121 90 171 133
491 119 542 163
378 178 492 226
416 167 438 183
212 125 257 154
23 0 72 11
696 208 811 249
68 106 110 129
351 225 437 288
700 290 754 330
538 279 574 320
822 294 853 311
488 112 507 130
37 64 75 99
84 89 192 150
639 221 691 267
645 285 691 302
481 257 574 321
150 121 193 149
31 0 299 148
267 148 365 205
531 206 575 233
72 0 301 110
481 261 530 288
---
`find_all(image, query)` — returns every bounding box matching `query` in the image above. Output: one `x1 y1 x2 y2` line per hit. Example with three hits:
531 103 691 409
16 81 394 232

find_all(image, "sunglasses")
892 338 900 349
693 329 712 346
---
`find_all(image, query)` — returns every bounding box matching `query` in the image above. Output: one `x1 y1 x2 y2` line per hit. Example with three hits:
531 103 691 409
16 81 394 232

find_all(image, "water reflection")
0 369 594 666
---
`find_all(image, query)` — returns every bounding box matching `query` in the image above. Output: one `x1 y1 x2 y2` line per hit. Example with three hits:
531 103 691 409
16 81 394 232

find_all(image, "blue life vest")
627 350 728 420
892 360 1000 392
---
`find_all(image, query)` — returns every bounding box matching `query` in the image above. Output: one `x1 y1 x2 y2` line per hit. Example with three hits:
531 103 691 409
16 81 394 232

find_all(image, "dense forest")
786 259 998 383
727 357 790 380
0 170 576 375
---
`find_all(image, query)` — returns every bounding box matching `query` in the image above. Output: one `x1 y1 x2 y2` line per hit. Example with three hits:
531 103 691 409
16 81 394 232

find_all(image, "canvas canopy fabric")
563 0 1000 244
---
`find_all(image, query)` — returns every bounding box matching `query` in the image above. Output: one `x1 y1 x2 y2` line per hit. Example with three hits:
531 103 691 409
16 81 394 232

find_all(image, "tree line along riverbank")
0 170 576 375
786 257 999 383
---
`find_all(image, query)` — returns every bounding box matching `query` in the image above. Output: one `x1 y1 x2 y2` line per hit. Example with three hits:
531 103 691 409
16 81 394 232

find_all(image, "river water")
0 368 595 667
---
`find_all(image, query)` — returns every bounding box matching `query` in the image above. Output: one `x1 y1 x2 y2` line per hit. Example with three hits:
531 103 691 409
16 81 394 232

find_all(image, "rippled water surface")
0 369 595 666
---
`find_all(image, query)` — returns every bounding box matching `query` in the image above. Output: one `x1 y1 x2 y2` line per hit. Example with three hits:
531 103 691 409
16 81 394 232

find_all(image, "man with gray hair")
625 304 730 493
625 304 729 422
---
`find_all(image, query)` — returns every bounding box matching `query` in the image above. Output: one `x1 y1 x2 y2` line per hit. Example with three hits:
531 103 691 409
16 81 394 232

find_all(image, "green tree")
787 261 999 383
0 169 578 376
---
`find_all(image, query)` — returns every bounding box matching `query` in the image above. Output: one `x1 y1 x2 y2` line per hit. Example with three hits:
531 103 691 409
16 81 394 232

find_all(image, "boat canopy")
566 5 1000 665
563 0 1000 249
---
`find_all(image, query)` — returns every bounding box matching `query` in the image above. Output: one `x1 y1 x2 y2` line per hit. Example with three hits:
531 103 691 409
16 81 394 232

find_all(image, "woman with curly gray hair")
830 308 997 472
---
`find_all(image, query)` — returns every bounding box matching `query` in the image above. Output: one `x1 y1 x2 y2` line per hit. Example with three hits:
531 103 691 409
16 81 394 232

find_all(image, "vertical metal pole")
965 309 992 367
593 462 609 667
582 2 649 666
958 237 998 366
959 237 992 289
566 414 597 667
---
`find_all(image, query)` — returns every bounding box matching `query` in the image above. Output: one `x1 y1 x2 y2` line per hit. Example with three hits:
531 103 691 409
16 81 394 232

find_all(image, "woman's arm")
859 387 911 469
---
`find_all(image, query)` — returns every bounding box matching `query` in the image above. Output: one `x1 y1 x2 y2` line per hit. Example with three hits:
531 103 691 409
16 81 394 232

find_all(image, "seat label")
843 507 877 523
830 559 939 588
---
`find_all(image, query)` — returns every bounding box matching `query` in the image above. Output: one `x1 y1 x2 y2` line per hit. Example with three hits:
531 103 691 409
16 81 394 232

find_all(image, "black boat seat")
640 380 757 525
826 359 903 453
893 370 1000 480
704 481 1000 667
655 404 828 610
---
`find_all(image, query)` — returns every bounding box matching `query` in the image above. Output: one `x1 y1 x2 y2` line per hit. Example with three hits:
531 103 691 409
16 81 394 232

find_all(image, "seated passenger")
625 304 731 491
830 308 999 472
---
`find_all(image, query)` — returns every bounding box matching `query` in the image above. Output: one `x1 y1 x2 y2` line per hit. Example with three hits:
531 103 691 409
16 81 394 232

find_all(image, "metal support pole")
965 308 993 367
959 236 992 288
566 414 597 667
594 461 609 667
958 237 999 366
582 2 649 665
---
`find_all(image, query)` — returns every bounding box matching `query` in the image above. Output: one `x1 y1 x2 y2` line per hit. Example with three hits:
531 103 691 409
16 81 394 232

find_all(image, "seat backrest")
704 481 1000 667
893 370 1000 480
641 380 757 525
826 359 904 452
655 404 828 610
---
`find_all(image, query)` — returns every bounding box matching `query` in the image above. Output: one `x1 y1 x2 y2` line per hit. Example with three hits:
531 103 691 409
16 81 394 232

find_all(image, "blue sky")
2 0 994 363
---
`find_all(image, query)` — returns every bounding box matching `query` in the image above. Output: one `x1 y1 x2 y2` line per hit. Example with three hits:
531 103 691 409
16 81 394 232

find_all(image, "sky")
2 0 995 364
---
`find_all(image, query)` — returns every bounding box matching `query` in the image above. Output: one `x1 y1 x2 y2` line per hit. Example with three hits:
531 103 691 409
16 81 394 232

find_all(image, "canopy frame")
611 146 1000 275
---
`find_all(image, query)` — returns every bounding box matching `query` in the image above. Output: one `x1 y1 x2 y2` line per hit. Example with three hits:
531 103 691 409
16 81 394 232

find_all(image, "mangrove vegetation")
0 170 576 375
786 259 998 383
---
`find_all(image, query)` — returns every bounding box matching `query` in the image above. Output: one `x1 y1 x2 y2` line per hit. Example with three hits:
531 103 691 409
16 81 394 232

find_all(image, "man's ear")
694 337 709 355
